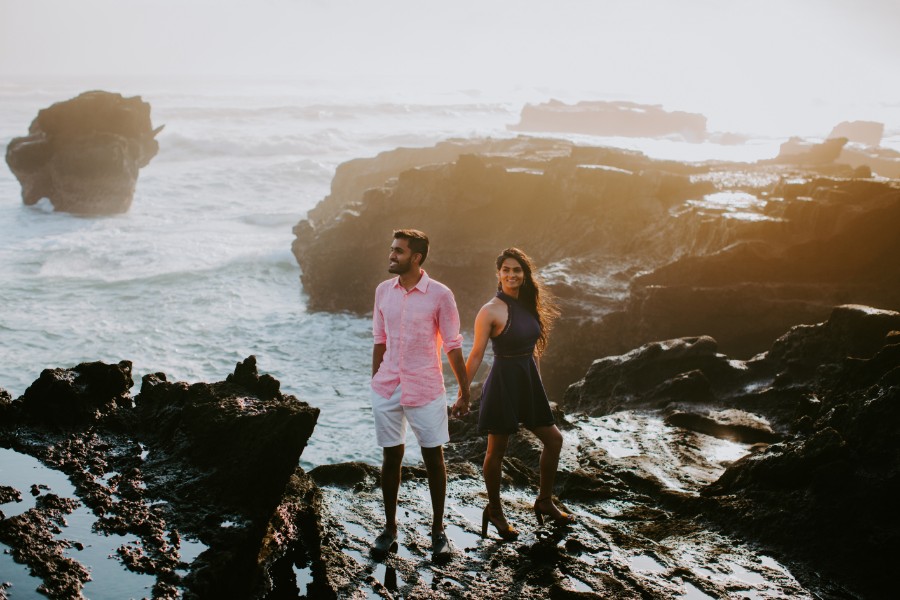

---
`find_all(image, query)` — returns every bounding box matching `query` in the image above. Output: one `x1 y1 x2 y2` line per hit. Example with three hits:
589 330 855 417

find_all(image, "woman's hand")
450 387 471 418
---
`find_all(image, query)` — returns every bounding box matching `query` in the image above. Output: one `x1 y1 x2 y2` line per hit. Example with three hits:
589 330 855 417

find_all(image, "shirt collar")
392 269 431 293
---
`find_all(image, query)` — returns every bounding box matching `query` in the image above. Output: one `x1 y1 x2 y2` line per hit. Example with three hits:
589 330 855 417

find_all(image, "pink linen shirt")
371 270 463 406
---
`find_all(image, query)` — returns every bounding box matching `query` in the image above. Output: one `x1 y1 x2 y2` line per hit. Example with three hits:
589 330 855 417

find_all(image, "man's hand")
450 388 471 418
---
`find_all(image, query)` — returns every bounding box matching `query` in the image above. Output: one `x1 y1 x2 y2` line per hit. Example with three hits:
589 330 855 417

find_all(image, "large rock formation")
827 120 884 147
0 356 321 599
5 91 162 214
771 136 848 165
294 137 705 318
605 177 900 372
509 99 709 142
292 136 900 398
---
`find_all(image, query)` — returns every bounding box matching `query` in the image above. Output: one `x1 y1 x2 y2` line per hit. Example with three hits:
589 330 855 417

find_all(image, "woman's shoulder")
478 296 507 319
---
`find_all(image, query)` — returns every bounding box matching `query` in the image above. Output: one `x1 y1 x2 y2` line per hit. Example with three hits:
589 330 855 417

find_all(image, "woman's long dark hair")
496 248 559 356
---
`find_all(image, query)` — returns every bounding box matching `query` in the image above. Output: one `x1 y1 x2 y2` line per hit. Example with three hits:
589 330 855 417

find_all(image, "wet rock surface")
2 308 897 598
0 356 320 599
5 90 162 214
291 136 900 400
297 305 898 599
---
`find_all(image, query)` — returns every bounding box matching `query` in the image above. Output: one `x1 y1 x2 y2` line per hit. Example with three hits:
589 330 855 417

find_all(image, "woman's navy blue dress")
478 291 555 434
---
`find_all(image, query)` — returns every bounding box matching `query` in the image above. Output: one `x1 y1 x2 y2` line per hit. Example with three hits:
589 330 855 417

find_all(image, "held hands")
450 387 471 418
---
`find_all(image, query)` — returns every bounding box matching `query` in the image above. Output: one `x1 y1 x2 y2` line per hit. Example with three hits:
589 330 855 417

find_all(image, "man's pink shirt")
372 270 463 406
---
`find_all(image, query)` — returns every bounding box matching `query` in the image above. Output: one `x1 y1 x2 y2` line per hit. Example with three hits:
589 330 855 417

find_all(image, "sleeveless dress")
478 291 555 434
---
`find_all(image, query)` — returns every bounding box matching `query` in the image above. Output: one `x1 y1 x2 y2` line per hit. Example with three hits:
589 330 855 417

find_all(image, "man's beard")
388 259 410 274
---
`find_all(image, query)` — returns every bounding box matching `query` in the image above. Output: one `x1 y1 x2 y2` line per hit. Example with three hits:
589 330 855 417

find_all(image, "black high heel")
533 496 576 526
481 505 519 541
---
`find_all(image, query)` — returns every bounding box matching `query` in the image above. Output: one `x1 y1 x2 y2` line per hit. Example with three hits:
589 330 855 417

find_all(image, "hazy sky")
2 0 898 130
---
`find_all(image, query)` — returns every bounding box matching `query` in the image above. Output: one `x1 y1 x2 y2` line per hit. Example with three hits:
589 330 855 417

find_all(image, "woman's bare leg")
483 433 510 521
529 424 568 518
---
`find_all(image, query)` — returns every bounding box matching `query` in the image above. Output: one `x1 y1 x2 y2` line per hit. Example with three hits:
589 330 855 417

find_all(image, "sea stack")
5 90 163 214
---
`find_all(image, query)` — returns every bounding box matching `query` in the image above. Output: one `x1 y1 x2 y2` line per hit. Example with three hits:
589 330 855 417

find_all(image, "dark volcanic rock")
134 356 318 515
562 336 745 417
509 99 708 142
763 304 900 386
0 356 323 599
554 304 900 596
18 360 134 425
0 387 12 421
302 307 900 599
0 492 90 599
5 90 162 214
616 178 900 366
700 309 900 598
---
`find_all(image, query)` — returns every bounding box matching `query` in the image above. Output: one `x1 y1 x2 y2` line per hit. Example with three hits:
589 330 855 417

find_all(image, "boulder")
133 355 319 515
562 336 747 416
770 136 847 165
5 90 162 214
18 360 134 425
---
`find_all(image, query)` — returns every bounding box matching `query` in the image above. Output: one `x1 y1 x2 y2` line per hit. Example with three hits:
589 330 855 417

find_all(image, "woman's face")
497 257 525 291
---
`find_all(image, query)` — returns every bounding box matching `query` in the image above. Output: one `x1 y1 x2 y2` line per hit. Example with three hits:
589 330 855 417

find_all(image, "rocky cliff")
292 136 900 398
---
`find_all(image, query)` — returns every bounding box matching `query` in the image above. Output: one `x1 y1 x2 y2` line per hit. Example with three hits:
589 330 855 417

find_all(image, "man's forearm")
372 344 387 377
447 348 469 394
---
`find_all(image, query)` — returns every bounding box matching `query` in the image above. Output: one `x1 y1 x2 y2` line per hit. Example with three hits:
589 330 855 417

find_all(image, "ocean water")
1 81 898 471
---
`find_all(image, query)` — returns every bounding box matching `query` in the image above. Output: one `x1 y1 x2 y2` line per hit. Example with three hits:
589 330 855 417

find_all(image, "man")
370 229 470 561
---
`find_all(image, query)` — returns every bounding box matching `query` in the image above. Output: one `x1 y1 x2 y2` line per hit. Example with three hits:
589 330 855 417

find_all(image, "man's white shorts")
370 385 449 448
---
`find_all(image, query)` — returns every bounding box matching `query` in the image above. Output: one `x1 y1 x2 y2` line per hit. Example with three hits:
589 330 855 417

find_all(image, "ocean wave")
158 101 514 123
33 241 298 286
155 129 352 161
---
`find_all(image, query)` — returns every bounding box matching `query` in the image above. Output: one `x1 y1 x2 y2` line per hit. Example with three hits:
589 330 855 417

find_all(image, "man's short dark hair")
393 229 429 265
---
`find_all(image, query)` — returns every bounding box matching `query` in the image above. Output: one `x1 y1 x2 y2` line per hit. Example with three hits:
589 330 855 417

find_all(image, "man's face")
388 237 417 274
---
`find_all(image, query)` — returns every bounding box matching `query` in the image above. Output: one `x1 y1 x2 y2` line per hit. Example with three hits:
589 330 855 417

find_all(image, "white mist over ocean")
1 79 899 470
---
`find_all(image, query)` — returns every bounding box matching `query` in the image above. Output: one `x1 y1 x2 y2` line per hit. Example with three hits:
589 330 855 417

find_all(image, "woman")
462 248 574 541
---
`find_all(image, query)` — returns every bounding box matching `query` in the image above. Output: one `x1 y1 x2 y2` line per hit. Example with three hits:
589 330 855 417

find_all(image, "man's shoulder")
375 278 399 293
426 277 455 297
